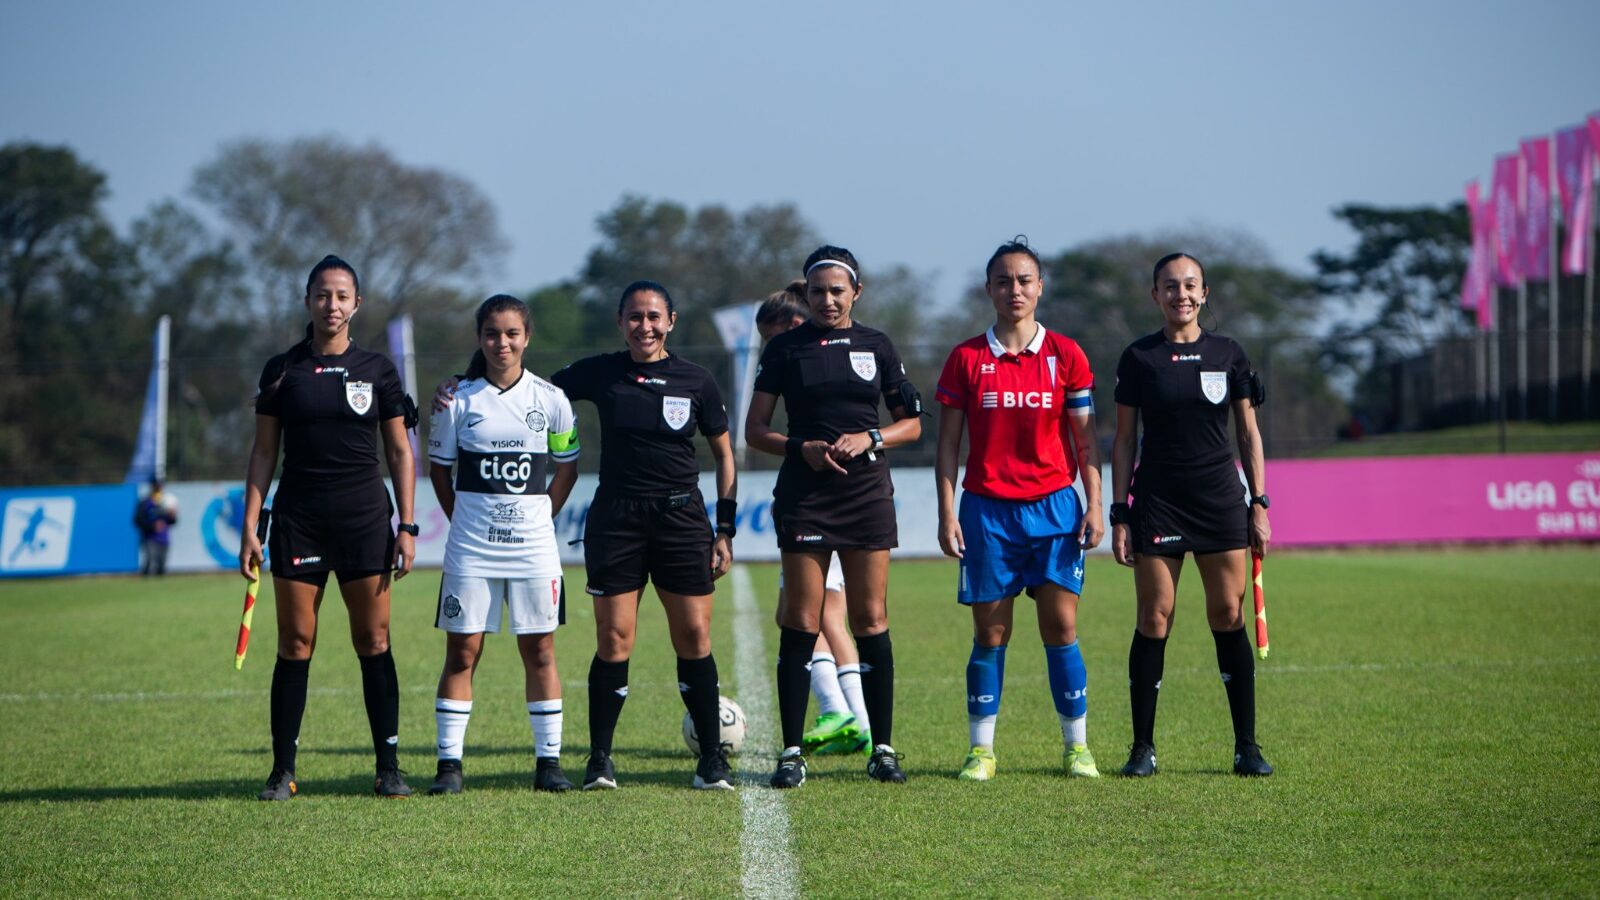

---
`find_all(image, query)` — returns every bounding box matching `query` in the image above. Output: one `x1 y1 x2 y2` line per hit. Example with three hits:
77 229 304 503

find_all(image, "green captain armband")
549 427 578 457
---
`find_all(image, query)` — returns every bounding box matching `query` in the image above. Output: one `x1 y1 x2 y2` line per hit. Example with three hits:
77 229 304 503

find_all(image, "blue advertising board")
0 484 140 577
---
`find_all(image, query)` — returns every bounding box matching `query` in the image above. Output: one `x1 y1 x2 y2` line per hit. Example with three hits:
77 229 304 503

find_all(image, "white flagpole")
155 315 170 481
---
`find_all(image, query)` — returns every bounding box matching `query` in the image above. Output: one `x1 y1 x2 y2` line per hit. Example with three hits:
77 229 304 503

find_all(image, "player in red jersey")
935 237 1104 782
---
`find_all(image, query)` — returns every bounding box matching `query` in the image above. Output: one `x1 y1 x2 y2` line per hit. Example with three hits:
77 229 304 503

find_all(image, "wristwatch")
1249 494 1270 510
868 428 885 451
1109 502 1131 526
397 522 420 536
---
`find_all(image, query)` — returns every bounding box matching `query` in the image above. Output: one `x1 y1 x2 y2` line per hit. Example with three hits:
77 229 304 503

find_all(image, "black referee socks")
357 649 401 771
677 654 721 756
1128 631 1167 747
1212 627 1257 746
776 627 820 749
855 630 894 748
270 656 311 772
588 656 630 755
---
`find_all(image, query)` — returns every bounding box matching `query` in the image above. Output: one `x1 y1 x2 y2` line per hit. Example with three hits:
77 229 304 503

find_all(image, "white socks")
435 697 472 760
837 663 871 733
809 653 849 716
529 699 563 759
969 714 997 749
1058 712 1087 748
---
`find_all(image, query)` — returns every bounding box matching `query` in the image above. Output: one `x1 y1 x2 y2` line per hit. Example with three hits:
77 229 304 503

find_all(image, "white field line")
6 654 1596 705
730 564 798 900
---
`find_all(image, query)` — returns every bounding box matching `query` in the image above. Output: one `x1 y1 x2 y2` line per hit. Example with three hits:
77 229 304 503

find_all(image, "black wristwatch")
397 522 420 536
868 428 884 451
1249 494 1270 510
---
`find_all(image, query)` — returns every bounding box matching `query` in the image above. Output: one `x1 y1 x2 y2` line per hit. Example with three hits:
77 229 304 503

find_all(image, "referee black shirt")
754 320 912 477
1113 329 1252 469
552 351 728 495
256 340 407 490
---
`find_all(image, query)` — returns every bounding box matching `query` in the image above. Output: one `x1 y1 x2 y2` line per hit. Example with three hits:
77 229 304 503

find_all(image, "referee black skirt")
771 456 898 553
1130 460 1247 557
269 478 396 585
583 486 715 597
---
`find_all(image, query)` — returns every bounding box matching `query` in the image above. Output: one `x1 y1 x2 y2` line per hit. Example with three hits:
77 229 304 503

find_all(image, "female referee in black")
1109 252 1273 777
240 255 419 800
747 245 923 788
437 280 739 791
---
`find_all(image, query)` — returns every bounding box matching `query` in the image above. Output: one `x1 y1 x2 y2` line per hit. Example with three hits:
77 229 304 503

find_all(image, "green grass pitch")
1 548 1596 896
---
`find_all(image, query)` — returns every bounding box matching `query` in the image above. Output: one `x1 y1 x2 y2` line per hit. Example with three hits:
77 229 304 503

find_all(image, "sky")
3 0 1597 306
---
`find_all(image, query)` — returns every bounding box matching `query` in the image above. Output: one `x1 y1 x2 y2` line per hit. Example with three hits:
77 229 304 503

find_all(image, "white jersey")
427 372 579 578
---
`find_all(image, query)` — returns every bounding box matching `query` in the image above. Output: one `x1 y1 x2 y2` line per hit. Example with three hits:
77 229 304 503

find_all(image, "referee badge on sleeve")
850 352 877 381
346 380 374 414
1200 371 1228 405
662 396 691 431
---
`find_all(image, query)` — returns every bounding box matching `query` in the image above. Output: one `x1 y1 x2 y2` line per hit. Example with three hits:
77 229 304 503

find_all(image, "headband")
804 259 859 284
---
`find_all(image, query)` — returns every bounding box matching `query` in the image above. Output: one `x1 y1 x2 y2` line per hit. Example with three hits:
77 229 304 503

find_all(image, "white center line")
730 564 798 900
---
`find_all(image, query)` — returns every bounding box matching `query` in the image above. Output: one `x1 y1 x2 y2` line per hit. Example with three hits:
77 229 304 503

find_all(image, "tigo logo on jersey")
479 453 536 494
980 391 1053 409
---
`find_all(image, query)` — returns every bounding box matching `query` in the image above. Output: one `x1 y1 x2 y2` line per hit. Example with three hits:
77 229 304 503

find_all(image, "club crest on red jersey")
850 351 877 381
346 380 373 414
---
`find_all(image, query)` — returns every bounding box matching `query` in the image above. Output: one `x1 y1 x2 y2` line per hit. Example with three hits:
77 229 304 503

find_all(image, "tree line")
0 137 1476 484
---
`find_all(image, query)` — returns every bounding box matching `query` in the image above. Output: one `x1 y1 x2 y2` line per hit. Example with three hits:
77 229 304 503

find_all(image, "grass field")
1 549 1597 897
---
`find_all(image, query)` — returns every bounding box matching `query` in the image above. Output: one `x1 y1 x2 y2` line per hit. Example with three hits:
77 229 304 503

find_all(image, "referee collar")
985 324 1048 358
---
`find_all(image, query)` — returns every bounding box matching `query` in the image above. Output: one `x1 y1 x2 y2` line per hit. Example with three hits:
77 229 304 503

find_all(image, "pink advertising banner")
1491 152 1523 287
1266 452 1600 546
1462 180 1494 324
1519 137 1552 281
1557 124 1595 275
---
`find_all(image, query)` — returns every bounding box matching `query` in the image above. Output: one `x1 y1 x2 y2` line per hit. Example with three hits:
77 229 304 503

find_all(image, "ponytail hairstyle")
802 245 861 288
463 294 533 380
256 255 362 405
616 279 675 316
755 279 808 330
985 235 1043 280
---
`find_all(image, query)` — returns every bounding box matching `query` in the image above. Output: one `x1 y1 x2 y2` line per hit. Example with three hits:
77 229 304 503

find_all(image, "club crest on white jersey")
850 351 877 381
662 396 691 431
346 380 373 414
1200 371 1228 405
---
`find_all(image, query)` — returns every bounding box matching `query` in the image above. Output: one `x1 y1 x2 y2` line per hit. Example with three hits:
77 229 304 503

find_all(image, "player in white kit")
425 295 582 794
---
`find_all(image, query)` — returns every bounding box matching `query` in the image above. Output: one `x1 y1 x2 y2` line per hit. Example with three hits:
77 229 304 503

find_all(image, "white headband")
805 259 859 284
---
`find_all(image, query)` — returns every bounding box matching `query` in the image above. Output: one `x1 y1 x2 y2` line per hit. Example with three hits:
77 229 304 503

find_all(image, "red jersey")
936 326 1095 501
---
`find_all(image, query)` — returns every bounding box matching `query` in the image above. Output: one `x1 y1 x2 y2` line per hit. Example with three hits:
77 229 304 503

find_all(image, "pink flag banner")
1590 114 1600 161
1519 138 1552 281
1461 181 1494 324
1557 125 1594 275
1266 453 1600 546
1491 153 1522 287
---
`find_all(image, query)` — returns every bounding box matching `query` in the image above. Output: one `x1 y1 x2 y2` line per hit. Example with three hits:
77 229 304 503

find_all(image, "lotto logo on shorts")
980 391 1053 409
795 534 823 543
1151 535 1183 545
292 556 322 565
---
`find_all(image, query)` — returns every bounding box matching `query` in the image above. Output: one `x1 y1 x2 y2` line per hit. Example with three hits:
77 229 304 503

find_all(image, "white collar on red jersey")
985 324 1049 358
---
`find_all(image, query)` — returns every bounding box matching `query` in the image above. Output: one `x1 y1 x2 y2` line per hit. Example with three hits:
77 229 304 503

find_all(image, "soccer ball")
682 695 746 756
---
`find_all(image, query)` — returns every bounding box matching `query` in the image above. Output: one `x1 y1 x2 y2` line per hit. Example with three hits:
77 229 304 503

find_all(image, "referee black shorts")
771 458 898 553
583 487 715 597
269 479 396 586
1130 461 1248 558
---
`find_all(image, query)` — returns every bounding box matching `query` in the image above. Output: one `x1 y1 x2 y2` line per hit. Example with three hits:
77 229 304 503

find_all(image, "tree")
580 195 819 346
1311 203 1472 419
0 143 109 332
191 136 507 338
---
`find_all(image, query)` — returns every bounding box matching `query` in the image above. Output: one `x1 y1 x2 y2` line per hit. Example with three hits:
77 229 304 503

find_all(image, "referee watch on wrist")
1249 494 1270 510
868 428 884 452
397 522 420 537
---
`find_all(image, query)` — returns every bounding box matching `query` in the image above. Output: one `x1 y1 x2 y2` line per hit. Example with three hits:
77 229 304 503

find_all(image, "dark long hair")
463 294 533 380
617 280 675 316
985 235 1042 280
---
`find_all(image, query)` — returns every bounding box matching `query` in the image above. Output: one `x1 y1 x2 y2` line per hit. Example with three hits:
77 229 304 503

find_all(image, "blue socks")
1045 641 1088 744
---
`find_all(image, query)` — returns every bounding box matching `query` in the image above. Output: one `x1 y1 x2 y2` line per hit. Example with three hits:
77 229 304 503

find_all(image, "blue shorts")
957 486 1086 604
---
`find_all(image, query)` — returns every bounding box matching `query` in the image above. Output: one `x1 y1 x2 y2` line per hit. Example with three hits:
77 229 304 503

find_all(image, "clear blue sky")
4 0 1597 304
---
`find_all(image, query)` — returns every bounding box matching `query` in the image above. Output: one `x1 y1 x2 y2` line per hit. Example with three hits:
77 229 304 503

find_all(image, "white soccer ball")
683 695 746 756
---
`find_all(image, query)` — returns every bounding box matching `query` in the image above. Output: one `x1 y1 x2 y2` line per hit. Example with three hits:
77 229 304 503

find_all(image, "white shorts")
435 573 565 635
779 554 847 593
